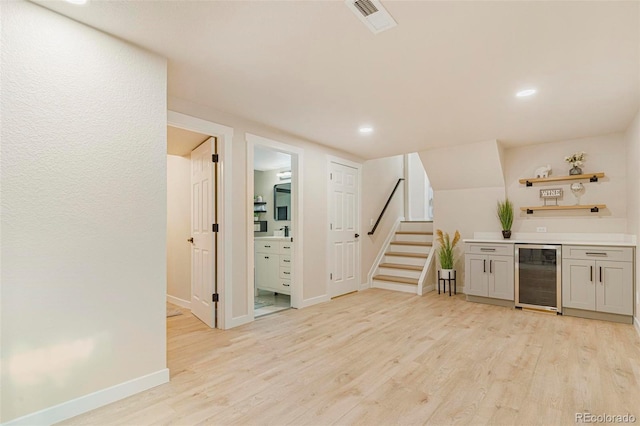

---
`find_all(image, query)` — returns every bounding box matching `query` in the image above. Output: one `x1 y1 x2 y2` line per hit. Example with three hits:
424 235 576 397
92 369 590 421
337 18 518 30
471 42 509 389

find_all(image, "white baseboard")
299 294 331 308
166 294 191 309
634 316 640 338
3 369 169 426
360 281 370 291
420 284 435 295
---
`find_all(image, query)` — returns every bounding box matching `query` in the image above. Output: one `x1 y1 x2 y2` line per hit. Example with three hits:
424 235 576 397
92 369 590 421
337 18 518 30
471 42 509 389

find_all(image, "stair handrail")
368 178 404 235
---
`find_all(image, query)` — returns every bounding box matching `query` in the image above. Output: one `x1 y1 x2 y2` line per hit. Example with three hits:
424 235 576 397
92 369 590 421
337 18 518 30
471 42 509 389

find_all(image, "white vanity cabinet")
562 245 633 321
465 243 515 303
255 238 293 295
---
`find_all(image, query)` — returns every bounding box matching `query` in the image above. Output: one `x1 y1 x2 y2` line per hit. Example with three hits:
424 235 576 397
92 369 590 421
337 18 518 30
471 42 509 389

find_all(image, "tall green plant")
436 229 460 270
497 199 514 231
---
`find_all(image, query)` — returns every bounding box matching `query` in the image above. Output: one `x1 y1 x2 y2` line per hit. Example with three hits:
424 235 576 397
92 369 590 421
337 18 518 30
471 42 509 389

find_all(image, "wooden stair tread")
372 275 419 285
385 252 428 258
390 241 432 246
395 231 433 235
379 263 423 271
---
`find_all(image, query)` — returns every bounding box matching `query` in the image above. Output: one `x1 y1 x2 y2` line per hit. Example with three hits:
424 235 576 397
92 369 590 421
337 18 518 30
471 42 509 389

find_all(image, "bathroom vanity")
255 237 293 295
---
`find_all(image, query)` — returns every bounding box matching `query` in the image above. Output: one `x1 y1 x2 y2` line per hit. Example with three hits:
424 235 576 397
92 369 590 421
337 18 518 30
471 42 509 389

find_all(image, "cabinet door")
562 259 596 311
596 260 633 315
488 255 514 300
255 253 279 291
465 254 488 296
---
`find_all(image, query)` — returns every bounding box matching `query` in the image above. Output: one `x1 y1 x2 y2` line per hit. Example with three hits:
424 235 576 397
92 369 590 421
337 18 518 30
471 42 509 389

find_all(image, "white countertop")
254 236 291 241
464 232 636 247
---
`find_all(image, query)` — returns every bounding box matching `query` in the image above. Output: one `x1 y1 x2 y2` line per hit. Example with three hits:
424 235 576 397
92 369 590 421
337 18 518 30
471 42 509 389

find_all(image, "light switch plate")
536 227 547 233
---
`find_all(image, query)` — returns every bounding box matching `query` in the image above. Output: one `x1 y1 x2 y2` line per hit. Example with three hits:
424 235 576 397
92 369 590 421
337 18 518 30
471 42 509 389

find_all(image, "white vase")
440 269 455 279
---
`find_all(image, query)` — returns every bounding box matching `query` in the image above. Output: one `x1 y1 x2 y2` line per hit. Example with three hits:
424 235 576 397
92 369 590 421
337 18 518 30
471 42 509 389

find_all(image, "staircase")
371 221 435 294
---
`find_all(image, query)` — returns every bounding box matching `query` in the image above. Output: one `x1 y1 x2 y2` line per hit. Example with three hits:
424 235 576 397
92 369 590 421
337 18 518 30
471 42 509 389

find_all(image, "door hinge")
212 154 219 163
330 273 333 280
330 173 333 180
330 223 333 230
212 223 219 232
212 293 219 302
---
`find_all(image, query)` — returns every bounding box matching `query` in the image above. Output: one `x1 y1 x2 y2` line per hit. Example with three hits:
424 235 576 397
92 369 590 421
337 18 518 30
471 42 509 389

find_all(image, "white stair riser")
372 280 419 294
399 221 433 233
394 234 433 243
388 244 431 254
377 267 422 279
383 255 426 266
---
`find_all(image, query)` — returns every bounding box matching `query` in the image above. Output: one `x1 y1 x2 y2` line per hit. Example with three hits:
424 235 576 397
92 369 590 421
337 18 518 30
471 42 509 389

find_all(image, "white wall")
167 155 191 304
361 156 405 283
506 134 627 233
168 97 364 318
624 109 640 327
0 2 167 423
405 153 432 221
254 168 291 237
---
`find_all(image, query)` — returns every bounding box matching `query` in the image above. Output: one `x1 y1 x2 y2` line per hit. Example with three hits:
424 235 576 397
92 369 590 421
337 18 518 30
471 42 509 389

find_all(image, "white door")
329 162 360 297
190 138 215 327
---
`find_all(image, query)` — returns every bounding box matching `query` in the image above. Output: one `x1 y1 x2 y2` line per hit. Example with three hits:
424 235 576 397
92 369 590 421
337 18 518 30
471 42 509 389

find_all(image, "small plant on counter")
496 198 514 239
436 229 460 270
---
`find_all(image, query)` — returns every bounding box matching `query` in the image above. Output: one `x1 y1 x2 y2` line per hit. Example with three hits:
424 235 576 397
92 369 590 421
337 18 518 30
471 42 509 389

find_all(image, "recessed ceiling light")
359 126 373 134
516 89 537 98
65 0 88 4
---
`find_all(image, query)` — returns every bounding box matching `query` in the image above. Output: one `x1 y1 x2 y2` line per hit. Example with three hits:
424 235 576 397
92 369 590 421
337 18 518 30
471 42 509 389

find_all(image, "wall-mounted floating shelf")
520 204 607 214
519 172 605 187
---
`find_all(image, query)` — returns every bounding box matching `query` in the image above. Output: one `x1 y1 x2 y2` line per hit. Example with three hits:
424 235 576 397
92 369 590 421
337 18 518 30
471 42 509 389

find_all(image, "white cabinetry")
562 245 633 320
255 239 293 295
465 243 514 302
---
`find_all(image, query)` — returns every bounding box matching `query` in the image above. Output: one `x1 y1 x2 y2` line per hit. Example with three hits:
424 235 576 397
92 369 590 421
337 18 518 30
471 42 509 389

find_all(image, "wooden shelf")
519 172 605 186
520 204 607 214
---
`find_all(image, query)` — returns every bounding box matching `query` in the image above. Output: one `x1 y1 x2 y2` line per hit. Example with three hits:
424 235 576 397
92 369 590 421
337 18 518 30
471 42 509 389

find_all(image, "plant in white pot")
436 229 460 279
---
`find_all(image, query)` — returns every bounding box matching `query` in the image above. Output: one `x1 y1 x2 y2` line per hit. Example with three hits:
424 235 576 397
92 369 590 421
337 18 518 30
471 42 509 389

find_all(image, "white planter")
440 269 455 279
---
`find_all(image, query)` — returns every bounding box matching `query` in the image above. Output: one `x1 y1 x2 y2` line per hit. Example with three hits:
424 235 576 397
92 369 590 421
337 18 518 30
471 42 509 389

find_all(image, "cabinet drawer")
280 241 293 253
255 240 279 254
562 245 633 262
466 243 513 256
279 279 292 293
280 255 292 267
280 267 292 279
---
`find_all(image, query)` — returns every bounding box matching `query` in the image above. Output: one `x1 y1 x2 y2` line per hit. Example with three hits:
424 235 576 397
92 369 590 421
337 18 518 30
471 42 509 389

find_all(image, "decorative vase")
440 269 455 279
502 230 512 239
569 165 582 175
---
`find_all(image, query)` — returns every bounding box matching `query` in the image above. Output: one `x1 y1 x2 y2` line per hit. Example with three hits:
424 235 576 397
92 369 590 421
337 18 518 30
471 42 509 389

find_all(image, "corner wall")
1 2 167 422
624 109 640 329
167 155 191 305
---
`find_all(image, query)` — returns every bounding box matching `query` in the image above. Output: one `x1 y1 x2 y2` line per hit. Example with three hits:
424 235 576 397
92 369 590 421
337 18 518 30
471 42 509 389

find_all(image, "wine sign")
540 188 563 199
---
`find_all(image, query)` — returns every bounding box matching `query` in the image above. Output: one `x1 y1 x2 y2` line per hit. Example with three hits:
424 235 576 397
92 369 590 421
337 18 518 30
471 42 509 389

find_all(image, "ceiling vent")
345 0 397 34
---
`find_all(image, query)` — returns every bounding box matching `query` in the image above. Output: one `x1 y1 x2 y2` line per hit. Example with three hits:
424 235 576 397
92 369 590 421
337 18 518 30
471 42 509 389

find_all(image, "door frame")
246 133 304 315
326 155 363 297
168 111 234 329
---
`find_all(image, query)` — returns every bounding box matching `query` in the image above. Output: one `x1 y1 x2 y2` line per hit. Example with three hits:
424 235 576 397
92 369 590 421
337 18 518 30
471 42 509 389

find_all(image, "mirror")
274 183 291 221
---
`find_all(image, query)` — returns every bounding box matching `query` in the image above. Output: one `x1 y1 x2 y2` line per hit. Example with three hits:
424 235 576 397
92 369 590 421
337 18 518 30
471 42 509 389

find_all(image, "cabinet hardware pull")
599 266 602 283
265 256 269 259
480 248 496 252
284 259 290 263
483 259 486 273
590 265 593 282
265 245 271 248
283 283 290 287
284 272 290 275
490 260 492 274
284 246 290 249
586 252 607 256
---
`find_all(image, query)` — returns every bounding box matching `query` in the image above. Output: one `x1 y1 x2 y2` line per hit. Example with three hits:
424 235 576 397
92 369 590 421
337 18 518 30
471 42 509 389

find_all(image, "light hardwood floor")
61 289 640 425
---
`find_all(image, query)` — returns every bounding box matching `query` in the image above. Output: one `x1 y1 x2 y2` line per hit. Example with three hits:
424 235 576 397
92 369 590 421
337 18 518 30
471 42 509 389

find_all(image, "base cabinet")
465 243 514 301
562 246 633 316
255 239 292 295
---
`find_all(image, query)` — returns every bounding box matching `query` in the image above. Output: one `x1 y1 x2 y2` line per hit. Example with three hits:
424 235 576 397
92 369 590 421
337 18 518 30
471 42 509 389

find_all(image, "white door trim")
246 133 304 313
167 111 233 330
326 155 363 296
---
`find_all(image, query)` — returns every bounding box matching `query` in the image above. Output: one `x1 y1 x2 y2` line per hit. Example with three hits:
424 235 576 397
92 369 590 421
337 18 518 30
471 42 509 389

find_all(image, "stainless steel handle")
480 248 496 252
586 252 607 257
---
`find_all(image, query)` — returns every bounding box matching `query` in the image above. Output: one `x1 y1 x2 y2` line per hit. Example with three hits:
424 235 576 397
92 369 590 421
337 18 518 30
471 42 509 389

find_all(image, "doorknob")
187 237 194 243
355 233 360 238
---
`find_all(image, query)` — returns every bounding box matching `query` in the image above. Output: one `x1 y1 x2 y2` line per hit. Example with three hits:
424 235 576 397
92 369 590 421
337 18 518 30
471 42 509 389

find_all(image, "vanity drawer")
466 243 513 256
280 241 293 253
255 241 279 254
280 267 292 279
279 279 291 293
280 255 292 266
562 245 633 262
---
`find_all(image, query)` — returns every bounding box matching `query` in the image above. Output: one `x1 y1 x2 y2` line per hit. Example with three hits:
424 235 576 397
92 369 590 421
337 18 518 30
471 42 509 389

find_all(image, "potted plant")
497 198 514 239
565 151 586 175
436 229 460 279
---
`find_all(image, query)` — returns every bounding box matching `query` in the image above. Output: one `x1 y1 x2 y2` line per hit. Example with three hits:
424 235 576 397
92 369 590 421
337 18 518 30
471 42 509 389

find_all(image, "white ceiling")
36 1 640 159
